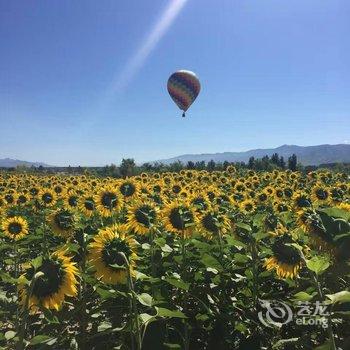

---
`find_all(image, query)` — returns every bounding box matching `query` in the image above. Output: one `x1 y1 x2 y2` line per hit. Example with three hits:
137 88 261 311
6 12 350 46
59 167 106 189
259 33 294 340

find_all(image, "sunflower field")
0 168 349 350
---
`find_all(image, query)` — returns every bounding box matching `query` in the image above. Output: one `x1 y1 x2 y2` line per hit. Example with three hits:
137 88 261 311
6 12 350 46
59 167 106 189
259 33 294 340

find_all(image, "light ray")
112 0 188 92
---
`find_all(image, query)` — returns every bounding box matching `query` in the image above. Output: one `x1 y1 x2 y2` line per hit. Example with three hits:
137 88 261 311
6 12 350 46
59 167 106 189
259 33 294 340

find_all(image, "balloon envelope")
167 70 201 113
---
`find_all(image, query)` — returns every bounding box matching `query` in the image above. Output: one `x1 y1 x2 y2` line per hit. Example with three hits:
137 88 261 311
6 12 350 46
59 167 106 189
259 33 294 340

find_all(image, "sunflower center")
295 196 311 208
54 186 63 194
244 203 253 211
68 196 78 207
134 205 155 227
258 193 268 201
315 189 328 200
18 195 27 204
192 197 208 211
5 194 14 204
169 207 194 230
84 198 95 211
120 183 136 197
202 214 218 234
42 193 53 204
30 188 39 196
172 185 181 194
31 259 65 298
54 211 74 230
272 241 301 265
102 239 132 269
8 222 23 235
101 192 117 208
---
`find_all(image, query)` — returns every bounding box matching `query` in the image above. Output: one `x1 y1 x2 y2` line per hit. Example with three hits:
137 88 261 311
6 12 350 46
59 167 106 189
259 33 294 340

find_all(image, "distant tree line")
3 154 350 177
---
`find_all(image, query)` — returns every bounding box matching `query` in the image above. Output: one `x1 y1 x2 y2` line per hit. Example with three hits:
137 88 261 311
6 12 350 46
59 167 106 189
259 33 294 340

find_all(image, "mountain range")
0 158 51 168
1 144 349 168
157 144 350 166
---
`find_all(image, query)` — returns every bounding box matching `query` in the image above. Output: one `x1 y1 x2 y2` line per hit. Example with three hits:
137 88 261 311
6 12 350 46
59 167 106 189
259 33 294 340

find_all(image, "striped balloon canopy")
167 70 201 117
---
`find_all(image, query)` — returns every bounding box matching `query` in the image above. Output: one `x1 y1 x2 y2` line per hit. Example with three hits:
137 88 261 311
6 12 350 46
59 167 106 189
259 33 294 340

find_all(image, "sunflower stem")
150 227 156 296
118 252 142 350
14 241 19 331
17 272 44 350
181 229 190 350
42 210 49 257
251 239 259 312
311 272 337 350
78 230 88 350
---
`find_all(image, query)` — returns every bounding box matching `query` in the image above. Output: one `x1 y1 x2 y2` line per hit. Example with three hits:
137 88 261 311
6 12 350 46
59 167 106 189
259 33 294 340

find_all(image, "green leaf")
164 277 190 291
326 291 350 304
191 239 212 250
98 322 112 332
139 313 155 324
306 256 330 275
272 338 299 349
95 287 121 299
0 271 17 284
31 256 43 270
292 291 315 302
235 222 252 232
201 253 222 271
314 340 331 350
4 331 16 340
320 208 350 221
206 267 218 274
137 293 153 307
160 244 173 253
254 231 270 241
156 307 187 319
234 322 248 334
234 253 250 263
225 235 246 248
30 335 57 345
164 343 181 349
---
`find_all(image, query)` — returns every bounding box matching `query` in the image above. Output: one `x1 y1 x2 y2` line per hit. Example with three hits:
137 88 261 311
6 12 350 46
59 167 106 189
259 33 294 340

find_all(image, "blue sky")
1 0 349 166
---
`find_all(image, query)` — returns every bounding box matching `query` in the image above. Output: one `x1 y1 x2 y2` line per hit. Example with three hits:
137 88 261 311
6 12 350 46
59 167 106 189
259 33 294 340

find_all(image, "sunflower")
4 192 17 206
263 186 275 197
126 201 158 234
199 210 231 238
189 193 211 213
64 191 80 211
274 188 285 201
118 180 139 200
239 199 256 214
162 200 198 237
79 195 96 217
226 165 236 174
16 193 30 206
311 183 330 205
94 186 123 217
292 191 312 210
256 191 269 205
50 210 75 237
273 201 290 213
89 225 137 284
2 216 29 240
337 202 350 212
170 182 183 196
264 236 303 279
19 249 78 311
38 188 57 207
296 209 334 250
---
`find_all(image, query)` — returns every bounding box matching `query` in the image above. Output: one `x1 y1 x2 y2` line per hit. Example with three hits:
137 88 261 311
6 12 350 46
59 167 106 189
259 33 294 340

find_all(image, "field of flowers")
0 168 349 350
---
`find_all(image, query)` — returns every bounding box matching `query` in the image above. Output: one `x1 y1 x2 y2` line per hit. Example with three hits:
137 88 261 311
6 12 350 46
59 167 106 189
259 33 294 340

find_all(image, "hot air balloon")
167 70 201 117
